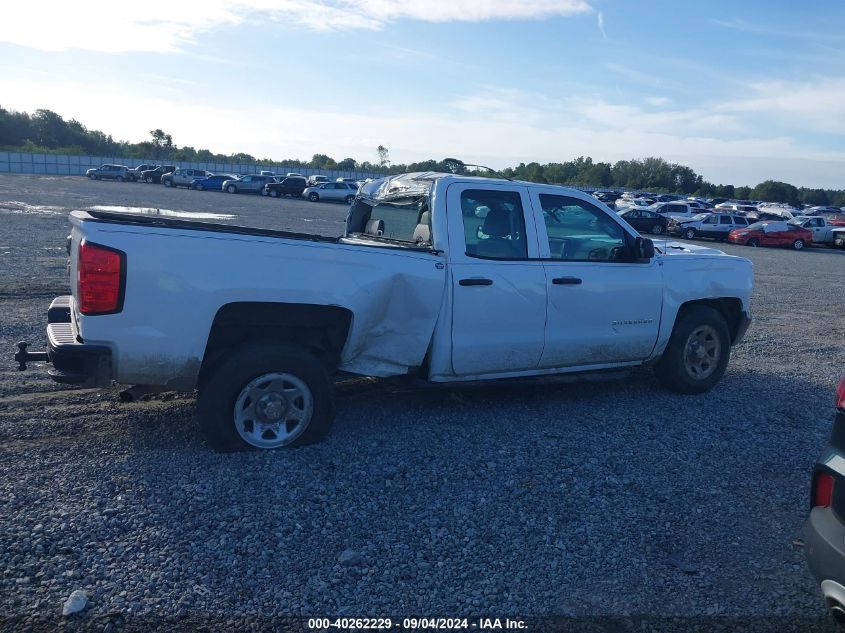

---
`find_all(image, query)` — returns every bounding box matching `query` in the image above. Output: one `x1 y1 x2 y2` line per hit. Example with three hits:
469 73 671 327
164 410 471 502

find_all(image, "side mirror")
635 236 655 260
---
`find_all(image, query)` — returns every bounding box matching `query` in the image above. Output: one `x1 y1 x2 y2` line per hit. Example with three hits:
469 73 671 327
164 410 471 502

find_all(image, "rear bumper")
806 506 845 606
17 296 112 387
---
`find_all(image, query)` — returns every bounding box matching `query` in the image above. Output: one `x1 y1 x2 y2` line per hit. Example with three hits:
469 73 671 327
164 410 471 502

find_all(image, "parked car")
221 174 275 194
302 182 358 204
128 164 157 181
727 221 813 250
308 175 329 186
669 213 750 241
161 168 212 188
654 202 710 220
264 176 308 198
618 208 670 235
260 170 276 177
615 198 656 213
14 172 752 451
140 165 176 184
85 164 131 181
790 216 842 246
286 173 305 178
336 178 358 185
804 376 845 626
191 174 237 191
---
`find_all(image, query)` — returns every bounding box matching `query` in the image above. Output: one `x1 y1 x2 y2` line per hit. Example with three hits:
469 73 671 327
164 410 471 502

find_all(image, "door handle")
552 277 582 285
459 278 493 286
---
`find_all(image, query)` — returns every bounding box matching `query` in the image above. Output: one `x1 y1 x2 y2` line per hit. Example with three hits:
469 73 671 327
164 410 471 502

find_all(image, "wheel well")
677 298 744 343
198 302 353 390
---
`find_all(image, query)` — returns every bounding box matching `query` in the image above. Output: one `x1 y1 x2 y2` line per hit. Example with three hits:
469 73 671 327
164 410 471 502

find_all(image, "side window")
461 190 527 260
734 217 747 225
242 176 252 182
539 194 626 262
719 215 733 224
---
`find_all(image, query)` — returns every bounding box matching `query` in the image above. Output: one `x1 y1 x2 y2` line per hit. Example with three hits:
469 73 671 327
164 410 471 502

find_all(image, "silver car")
221 174 275 194
162 168 211 188
303 182 358 204
669 213 750 241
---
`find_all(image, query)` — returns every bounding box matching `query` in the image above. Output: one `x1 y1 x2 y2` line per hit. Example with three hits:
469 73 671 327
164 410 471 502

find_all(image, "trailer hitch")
15 341 49 371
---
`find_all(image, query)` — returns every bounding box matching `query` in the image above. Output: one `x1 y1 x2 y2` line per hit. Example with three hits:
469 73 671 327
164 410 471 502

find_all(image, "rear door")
447 182 547 376
529 189 663 369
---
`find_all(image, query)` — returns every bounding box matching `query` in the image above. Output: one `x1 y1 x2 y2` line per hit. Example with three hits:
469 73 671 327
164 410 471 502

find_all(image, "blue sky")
1 0 844 188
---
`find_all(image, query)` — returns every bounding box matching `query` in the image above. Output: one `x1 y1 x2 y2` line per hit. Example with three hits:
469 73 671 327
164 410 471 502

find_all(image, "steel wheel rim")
794 240 803 250
683 325 720 380
233 372 313 449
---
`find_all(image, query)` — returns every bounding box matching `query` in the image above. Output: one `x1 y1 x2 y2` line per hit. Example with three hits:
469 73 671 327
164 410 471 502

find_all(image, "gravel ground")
1 174 844 632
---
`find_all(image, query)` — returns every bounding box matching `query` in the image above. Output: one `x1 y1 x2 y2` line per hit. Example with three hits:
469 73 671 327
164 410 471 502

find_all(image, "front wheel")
747 238 759 247
345 195 355 205
116 176 125 182
654 305 730 394
308 192 319 202
197 342 334 451
684 227 696 240
163 179 172 187
196 183 204 191
226 185 237 194
269 189 279 198
145 176 153 183
792 239 805 251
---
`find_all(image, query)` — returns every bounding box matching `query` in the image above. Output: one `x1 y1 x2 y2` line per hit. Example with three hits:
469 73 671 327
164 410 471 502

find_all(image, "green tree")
376 145 390 167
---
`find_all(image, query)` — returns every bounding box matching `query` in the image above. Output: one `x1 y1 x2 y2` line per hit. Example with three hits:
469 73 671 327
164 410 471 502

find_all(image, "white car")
17 172 752 451
303 182 358 204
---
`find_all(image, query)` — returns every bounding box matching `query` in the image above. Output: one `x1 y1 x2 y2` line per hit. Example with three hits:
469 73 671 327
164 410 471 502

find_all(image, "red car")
727 221 813 250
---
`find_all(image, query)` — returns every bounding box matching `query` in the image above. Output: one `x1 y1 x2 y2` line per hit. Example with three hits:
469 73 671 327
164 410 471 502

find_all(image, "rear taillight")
77 240 125 315
812 472 835 508
836 377 845 412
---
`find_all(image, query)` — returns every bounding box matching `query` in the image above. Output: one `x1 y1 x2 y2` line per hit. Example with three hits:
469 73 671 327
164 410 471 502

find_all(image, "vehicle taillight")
77 240 125 315
812 472 835 508
836 377 845 412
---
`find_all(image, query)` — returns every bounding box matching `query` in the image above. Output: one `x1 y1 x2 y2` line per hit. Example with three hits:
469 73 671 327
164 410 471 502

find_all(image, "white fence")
0 151 384 182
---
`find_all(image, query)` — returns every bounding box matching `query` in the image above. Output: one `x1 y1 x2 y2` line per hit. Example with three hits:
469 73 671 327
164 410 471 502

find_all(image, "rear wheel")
793 239 805 250
308 192 319 202
747 238 759 247
145 176 153 183
197 342 334 451
654 305 730 394
226 185 237 194
116 175 125 182
650 224 664 235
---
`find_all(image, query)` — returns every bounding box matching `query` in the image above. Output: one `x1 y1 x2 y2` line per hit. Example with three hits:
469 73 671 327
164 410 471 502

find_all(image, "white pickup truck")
790 216 844 246
15 172 752 451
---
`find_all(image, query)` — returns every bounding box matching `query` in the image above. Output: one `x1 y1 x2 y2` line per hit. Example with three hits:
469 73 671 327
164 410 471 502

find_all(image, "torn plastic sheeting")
357 172 437 203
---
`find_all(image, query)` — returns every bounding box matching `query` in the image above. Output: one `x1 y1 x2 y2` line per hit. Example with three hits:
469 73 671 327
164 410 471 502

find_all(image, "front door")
447 183 547 376
528 190 663 369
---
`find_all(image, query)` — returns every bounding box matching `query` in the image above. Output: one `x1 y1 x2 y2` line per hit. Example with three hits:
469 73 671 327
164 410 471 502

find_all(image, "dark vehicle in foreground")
264 176 308 198
727 221 813 250
86 165 131 181
805 377 845 626
618 208 669 235
140 165 176 184
191 174 236 191
221 174 275 194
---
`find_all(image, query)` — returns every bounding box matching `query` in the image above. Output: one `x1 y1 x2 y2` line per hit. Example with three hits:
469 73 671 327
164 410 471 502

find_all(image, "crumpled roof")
357 172 442 203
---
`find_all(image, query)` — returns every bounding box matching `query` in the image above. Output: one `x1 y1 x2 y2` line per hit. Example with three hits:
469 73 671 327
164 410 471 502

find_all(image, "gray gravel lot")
1 174 843 631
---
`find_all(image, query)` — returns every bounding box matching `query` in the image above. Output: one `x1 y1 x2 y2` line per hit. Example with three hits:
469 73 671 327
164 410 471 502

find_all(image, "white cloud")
3 76 843 188
0 0 593 53
646 96 671 106
596 12 606 39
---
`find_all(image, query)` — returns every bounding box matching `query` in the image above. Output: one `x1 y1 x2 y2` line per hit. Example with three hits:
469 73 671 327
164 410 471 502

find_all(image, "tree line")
1 106 842 207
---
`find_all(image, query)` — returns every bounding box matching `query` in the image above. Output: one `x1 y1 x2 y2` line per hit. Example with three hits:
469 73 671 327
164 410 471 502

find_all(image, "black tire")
345 195 355 205
116 175 125 182
792 239 805 251
308 192 319 202
269 189 279 198
91 174 99 180
226 185 237 194
653 305 731 394
163 179 172 187
197 342 334 452
650 224 664 235
684 227 696 240
145 176 153 183
747 238 759 247
196 183 204 191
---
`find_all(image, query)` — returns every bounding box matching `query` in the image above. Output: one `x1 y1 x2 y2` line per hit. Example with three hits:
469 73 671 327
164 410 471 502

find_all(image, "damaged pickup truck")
16 172 752 451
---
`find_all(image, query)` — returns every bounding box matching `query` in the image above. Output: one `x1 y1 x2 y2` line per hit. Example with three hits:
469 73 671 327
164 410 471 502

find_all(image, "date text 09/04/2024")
306 618 528 630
